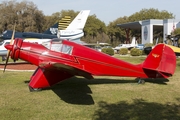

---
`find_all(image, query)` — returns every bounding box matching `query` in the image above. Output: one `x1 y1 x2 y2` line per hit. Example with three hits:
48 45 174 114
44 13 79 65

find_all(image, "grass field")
0 56 180 120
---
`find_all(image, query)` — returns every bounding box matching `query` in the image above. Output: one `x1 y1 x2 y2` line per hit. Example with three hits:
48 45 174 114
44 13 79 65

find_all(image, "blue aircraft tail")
43 23 59 35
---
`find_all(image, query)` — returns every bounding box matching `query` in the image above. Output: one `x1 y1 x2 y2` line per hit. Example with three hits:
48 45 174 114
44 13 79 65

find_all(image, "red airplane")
4 38 176 91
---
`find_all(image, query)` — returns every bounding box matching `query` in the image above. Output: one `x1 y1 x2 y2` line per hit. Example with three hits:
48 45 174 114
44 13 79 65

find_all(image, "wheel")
29 86 42 92
138 79 145 84
141 80 145 84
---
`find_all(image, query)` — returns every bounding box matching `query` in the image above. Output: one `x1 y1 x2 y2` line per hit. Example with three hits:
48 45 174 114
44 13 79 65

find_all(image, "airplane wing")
29 62 93 90
165 44 180 54
45 62 93 79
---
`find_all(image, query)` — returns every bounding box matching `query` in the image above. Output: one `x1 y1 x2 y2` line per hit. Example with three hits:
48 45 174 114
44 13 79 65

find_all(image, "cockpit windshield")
42 38 73 55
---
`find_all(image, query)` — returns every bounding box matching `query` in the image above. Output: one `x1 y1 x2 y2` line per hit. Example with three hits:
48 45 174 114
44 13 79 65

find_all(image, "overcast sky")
2 0 180 24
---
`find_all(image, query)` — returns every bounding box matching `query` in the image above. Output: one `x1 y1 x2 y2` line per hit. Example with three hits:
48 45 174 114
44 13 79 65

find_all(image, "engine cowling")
10 38 23 61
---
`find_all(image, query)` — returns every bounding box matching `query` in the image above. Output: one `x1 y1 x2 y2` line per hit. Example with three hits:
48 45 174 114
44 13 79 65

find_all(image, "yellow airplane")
165 44 180 56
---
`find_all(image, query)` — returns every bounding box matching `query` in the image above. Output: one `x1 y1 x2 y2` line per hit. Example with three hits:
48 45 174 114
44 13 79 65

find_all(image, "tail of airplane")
142 43 176 78
43 16 71 35
43 23 59 35
130 37 137 45
45 9 90 36
58 16 71 30
66 10 90 30
57 10 90 40
1 10 90 40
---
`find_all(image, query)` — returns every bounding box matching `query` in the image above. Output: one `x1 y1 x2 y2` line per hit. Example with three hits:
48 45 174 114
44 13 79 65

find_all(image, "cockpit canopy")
42 38 73 55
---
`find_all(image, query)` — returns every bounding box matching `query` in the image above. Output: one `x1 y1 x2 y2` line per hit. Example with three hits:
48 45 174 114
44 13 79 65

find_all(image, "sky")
2 0 180 24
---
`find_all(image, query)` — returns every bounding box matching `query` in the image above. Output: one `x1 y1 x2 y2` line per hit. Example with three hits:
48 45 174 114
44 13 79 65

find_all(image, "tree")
83 14 107 43
128 8 174 22
0 0 45 33
107 16 129 46
173 28 180 35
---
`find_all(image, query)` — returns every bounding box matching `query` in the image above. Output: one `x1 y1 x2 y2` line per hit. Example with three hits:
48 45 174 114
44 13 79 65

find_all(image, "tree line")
0 0 179 46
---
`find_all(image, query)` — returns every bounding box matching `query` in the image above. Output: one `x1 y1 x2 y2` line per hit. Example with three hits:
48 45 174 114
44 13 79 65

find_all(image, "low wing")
52 63 93 79
29 62 93 90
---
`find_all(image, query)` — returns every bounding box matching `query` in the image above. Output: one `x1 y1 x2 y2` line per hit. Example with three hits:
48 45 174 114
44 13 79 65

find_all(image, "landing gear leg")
29 86 42 92
138 78 145 84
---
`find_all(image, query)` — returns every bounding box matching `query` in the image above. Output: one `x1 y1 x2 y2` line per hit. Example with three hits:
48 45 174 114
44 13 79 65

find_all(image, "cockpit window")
51 43 63 52
61 44 73 54
42 39 73 55
42 42 51 49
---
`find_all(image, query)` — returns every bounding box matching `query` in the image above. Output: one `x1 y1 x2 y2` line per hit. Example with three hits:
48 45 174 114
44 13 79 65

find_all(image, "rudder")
142 44 176 78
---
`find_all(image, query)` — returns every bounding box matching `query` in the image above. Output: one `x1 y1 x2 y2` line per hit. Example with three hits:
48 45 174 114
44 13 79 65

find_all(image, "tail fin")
131 37 137 45
43 22 59 35
43 16 72 35
58 16 71 30
142 43 176 78
66 10 90 30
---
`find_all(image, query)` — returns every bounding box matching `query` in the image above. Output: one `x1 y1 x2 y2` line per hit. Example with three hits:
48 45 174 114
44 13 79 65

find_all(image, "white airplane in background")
0 10 90 60
57 10 90 41
114 37 138 52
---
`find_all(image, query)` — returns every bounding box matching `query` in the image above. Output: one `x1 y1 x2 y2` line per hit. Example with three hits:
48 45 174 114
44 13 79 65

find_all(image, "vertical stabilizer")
131 37 137 45
43 16 72 35
142 44 176 78
43 23 59 35
66 10 90 30
58 16 71 30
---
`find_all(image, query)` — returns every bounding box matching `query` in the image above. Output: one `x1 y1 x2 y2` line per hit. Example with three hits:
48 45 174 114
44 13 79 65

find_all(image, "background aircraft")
0 10 90 41
57 10 90 40
0 10 90 59
4 38 176 91
114 37 138 52
165 34 180 47
144 35 180 56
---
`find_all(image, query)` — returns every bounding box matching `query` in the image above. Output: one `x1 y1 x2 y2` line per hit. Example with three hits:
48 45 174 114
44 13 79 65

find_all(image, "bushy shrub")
101 48 107 54
101 48 114 56
130 48 142 56
119 48 128 55
144 43 154 47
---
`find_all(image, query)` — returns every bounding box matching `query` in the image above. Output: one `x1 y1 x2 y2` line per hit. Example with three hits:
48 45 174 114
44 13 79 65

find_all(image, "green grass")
0 56 180 120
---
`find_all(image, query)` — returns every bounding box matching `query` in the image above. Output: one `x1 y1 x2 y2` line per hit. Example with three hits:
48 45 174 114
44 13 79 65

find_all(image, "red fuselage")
5 38 176 90
16 40 147 78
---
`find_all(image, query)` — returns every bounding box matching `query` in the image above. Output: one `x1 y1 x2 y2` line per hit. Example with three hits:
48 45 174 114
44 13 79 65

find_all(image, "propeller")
3 23 16 73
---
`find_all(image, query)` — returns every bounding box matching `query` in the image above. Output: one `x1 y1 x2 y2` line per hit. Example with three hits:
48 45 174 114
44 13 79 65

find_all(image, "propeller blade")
3 51 10 73
3 23 16 73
